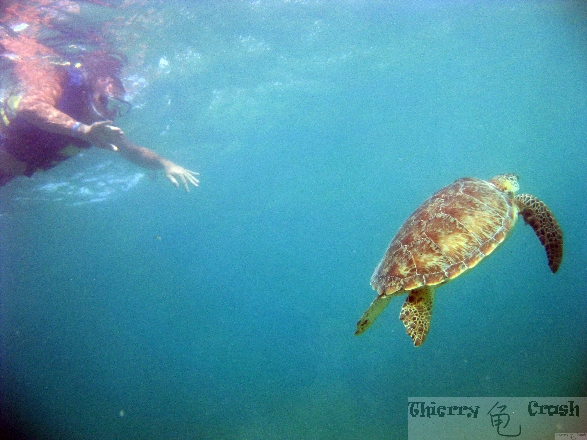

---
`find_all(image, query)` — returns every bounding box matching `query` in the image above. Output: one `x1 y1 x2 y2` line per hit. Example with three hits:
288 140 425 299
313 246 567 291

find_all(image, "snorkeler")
0 1 199 191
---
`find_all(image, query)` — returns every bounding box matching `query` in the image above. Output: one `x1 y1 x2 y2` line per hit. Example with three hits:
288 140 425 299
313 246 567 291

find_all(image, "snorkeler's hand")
161 160 200 191
79 121 123 152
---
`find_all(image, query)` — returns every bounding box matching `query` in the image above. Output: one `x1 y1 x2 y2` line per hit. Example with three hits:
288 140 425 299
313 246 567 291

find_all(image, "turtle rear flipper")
515 194 563 273
399 286 435 347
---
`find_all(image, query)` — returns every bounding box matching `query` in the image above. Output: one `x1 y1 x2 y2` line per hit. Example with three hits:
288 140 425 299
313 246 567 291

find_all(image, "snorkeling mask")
91 93 131 120
90 76 131 120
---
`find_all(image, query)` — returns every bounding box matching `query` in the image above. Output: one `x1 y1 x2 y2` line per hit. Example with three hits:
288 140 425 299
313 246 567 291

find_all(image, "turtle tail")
515 194 563 273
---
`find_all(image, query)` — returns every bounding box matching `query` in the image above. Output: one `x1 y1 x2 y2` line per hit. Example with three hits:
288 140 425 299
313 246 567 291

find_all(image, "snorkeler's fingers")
91 120 113 129
103 123 123 135
166 173 179 188
186 172 200 187
181 176 190 192
92 120 123 134
183 170 200 184
180 171 199 189
163 165 199 191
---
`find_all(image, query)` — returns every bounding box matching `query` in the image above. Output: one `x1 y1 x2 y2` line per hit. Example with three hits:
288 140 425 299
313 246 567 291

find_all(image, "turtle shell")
371 177 517 295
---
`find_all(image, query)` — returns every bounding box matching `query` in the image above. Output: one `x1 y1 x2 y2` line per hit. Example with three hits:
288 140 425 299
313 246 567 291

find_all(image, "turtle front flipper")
355 294 393 335
399 286 435 347
515 194 563 273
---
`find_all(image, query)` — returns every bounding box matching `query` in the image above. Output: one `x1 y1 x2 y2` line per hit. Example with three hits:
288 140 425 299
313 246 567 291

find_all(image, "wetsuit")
0 65 94 185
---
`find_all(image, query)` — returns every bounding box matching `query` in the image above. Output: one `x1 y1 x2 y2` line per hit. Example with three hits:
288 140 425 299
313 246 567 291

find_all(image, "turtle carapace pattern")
355 174 563 346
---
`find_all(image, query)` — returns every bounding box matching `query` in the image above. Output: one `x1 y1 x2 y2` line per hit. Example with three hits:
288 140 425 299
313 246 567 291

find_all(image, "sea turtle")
355 174 563 346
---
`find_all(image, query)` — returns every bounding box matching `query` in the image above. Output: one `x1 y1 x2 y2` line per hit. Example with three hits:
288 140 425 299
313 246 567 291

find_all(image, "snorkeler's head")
89 75 131 119
79 51 131 120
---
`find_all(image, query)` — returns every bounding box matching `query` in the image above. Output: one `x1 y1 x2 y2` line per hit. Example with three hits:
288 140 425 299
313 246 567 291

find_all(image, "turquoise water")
1 1 586 439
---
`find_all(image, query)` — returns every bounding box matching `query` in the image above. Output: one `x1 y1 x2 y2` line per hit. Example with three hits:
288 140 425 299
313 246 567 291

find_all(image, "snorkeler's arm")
17 93 198 190
17 94 123 151
17 93 86 136
14 85 114 142
17 93 118 151
114 135 200 191
113 136 167 169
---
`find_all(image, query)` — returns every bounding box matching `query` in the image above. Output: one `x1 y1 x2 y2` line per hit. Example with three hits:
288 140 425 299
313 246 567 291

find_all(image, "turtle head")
489 173 520 195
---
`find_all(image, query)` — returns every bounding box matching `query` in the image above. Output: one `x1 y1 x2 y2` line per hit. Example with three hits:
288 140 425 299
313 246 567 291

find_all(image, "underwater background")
1 1 586 438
